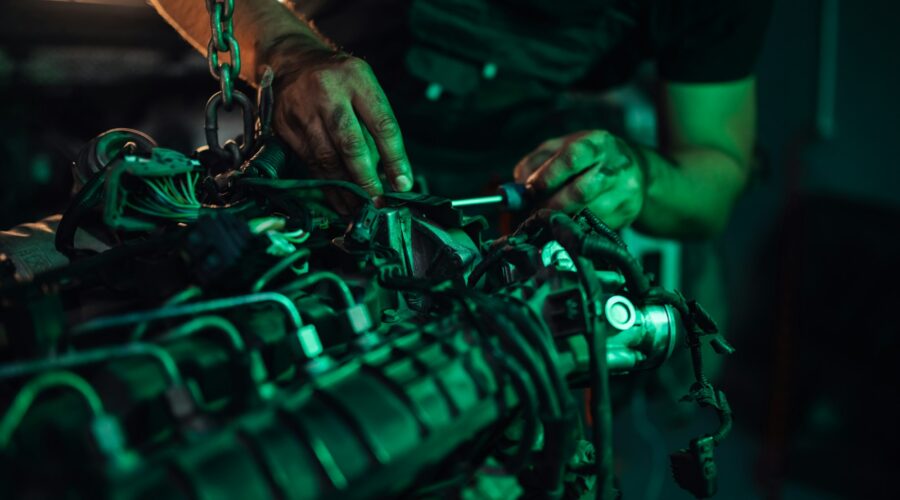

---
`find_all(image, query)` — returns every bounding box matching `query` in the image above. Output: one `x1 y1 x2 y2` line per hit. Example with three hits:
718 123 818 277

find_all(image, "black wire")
245 136 290 179
466 236 512 288
437 287 546 474
517 210 649 297
495 297 579 497
578 208 627 250
237 177 372 204
467 293 561 418
55 169 107 258
509 209 617 500
377 273 549 473
644 287 709 384
495 295 570 405
468 292 579 498
378 241 578 489
587 309 614 500
496 355 541 472
582 237 650 297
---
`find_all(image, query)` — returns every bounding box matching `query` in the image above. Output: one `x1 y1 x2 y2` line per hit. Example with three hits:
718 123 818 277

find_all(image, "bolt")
608 302 631 325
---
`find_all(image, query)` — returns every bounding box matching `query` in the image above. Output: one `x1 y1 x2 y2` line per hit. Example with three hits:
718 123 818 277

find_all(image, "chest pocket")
405 0 626 95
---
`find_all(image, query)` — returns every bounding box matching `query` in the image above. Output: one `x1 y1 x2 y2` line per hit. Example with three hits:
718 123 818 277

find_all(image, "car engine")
0 6 735 493
0 129 734 499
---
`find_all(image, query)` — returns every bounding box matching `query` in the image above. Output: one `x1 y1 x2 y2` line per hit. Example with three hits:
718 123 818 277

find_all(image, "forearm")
635 146 748 239
150 0 333 84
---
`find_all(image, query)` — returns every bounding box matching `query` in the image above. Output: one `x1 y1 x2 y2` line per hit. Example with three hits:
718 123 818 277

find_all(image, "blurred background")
0 0 897 498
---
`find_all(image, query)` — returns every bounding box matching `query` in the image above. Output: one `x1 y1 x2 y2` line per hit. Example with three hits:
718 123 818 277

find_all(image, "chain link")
205 91 255 165
203 0 255 166
205 0 240 108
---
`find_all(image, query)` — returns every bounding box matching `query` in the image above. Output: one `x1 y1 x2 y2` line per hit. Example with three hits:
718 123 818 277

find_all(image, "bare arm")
637 77 756 237
150 0 413 205
150 0 328 83
514 77 756 239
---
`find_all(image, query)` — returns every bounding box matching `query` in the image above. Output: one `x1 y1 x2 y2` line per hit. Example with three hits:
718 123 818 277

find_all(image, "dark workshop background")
1 1 898 499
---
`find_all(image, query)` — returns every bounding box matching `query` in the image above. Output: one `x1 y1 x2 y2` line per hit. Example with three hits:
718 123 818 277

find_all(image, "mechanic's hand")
266 47 413 211
513 130 644 229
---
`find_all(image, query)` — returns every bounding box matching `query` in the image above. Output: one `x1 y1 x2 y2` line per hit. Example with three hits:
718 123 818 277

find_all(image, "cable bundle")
127 172 202 223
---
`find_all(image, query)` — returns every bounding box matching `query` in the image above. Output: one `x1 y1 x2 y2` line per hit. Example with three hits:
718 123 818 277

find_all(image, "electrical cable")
55 163 109 258
248 216 285 234
0 371 105 448
377 266 600 497
129 173 203 223
469 294 561 419
495 355 541 472
586 279 615 500
578 209 627 250
509 210 616 500
469 293 574 497
517 210 648 297
237 177 372 204
473 292 578 498
345 274 548 494
446 290 543 475
582 236 650 297
282 229 310 244
55 141 143 258
377 273 546 474
497 295 570 400
466 236 510 288
489 296 578 497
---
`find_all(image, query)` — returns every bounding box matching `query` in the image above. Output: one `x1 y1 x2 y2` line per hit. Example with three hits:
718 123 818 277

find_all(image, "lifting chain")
203 0 254 167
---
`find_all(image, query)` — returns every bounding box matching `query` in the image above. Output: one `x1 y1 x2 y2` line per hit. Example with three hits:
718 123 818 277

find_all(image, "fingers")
270 55 412 211
586 192 634 230
543 145 643 229
511 130 643 229
545 165 612 212
586 166 644 229
526 130 616 192
325 104 382 196
353 84 413 192
280 110 359 214
360 125 381 181
513 137 565 183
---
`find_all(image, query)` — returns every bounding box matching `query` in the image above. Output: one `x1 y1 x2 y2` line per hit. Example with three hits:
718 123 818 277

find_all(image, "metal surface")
450 182 530 211
0 190 720 498
605 303 681 372
451 194 504 208
604 295 638 331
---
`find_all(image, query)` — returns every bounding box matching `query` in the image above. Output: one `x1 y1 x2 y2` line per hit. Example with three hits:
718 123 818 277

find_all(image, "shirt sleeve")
655 0 773 83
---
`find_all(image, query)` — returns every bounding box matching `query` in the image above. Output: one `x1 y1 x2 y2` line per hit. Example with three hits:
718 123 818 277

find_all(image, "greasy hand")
513 130 644 229
267 47 413 211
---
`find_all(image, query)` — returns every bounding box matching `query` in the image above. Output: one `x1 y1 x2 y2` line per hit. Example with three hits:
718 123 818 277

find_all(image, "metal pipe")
71 292 303 337
280 272 354 309
0 343 183 386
